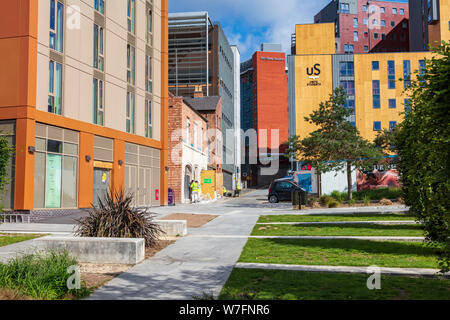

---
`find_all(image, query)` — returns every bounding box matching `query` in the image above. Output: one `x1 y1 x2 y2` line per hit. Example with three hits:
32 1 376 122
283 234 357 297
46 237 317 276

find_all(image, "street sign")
204 179 212 184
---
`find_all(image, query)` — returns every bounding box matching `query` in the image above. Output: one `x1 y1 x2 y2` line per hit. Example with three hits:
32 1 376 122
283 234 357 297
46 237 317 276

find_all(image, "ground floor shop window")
34 124 78 209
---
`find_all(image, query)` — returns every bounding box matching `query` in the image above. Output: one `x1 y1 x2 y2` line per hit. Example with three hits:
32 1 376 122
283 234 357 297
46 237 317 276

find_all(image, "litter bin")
168 188 175 206
292 188 307 210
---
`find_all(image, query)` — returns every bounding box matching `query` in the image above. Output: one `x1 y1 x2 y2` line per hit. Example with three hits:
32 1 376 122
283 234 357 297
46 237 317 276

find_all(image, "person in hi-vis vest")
190 180 200 203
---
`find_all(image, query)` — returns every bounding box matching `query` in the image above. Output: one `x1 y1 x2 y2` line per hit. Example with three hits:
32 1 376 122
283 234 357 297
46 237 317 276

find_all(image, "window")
402 21 408 29
400 8 405 15
34 125 78 209
391 20 395 27
363 18 368 25
48 60 62 115
364 32 368 38
93 24 104 71
388 60 396 89
419 59 426 84
339 62 354 76
374 33 379 39
340 80 355 96
145 100 152 138
340 3 350 13
404 99 411 113
93 78 104 125
354 31 358 41
49 0 64 52
147 9 153 44
373 19 378 26
372 80 380 109
362 5 367 12
373 121 382 131
382 33 386 40
403 60 411 88
186 118 190 145
126 92 135 133
380 7 385 13
127 44 135 85
370 6 376 14
344 99 355 110
389 121 397 131
353 18 358 28
145 55 152 93
127 0 135 33
381 20 386 27
193 123 198 148
372 61 379 70
344 44 354 54
364 45 369 52
390 34 397 41
389 99 396 109
94 0 104 14
392 8 397 14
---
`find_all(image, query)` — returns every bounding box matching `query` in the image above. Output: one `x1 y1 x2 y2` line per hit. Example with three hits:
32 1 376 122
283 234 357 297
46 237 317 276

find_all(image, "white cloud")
170 0 330 60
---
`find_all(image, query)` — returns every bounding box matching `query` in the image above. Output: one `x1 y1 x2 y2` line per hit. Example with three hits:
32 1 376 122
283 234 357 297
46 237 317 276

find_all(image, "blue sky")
169 0 331 61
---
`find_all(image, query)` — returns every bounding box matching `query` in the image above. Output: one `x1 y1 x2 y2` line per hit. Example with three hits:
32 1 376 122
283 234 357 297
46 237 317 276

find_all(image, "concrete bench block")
35 236 145 265
154 220 187 237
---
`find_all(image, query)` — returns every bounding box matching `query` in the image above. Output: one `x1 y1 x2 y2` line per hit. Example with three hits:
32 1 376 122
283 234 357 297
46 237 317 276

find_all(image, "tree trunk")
347 161 353 200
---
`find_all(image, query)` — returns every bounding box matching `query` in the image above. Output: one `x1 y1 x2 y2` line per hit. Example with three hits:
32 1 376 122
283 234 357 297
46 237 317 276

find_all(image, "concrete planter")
36 236 145 265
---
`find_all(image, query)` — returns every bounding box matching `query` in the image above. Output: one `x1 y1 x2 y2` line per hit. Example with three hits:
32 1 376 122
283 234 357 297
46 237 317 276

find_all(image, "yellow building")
288 23 433 143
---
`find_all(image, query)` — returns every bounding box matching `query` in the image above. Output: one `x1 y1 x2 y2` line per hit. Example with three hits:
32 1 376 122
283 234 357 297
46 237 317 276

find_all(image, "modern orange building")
0 0 168 215
241 44 289 186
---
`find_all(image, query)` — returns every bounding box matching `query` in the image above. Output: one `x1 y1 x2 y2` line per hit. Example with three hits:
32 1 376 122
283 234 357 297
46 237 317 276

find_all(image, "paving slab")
235 262 450 278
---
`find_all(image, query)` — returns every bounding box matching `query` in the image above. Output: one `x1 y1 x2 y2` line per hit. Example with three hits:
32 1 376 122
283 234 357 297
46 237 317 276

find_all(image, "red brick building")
314 0 410 53
168 94 209 204
241 46 289 186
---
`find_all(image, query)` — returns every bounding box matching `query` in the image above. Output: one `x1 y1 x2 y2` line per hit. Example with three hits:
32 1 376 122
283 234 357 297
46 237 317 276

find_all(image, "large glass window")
145 100 152 138
49 0 64 52
389 99 397 109
93 78 104 126
126 92 135 134
403 60 411 88
127 0 135 34
146 55 153 93
340 80 355 96
373 121 382 131
372 80 380 109
340 3 350 13
389 121 397 131
354 31 358 42
127 44 135 85
339 62 354 76
388 60 396 89
94 0 104 14
93 24 104 71
34 125 78 209
344 44 354 54
147 9 153 35
372 61 379 70
353 18 358 28
48 60 62 115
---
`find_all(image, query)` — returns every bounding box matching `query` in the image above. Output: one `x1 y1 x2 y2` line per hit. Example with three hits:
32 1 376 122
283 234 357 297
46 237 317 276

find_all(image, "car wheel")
269 195 279 203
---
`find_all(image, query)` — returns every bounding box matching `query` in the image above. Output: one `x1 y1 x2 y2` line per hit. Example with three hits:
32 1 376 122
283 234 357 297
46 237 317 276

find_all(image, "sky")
169 0 331 61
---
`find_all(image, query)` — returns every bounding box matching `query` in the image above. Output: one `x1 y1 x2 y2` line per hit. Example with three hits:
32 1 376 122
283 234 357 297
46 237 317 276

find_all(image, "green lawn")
239 238 440 268
258 214 415 223
0 234 41 248
252 224 424 237
219 268 450 300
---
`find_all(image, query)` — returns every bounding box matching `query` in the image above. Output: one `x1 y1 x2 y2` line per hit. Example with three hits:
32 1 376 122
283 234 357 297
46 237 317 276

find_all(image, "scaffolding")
168 12 214 97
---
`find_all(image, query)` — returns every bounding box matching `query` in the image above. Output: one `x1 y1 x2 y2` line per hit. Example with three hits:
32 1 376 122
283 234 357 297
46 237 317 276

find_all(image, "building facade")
240 44 289 187
409 0 450 51
0 0 169 212
314 0 410 54
168 94 208 204
168 12 238 190
288 23 432 193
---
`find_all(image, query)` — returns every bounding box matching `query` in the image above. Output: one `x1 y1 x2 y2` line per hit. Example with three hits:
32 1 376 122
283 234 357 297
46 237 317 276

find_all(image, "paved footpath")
89 211 259 300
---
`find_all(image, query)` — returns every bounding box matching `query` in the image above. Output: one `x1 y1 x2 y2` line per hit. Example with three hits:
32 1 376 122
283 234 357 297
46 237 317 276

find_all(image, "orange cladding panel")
78 132 94 208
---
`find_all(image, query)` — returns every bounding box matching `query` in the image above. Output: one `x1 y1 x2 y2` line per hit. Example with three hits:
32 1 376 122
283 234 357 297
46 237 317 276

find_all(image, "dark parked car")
268 179 305 203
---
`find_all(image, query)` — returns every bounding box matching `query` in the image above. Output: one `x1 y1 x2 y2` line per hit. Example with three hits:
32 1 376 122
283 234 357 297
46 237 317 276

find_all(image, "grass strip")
258 214 415 223
0 250 90 300
252 224 424 237
0 234 41 248
239 238 440 269
219 268 450 300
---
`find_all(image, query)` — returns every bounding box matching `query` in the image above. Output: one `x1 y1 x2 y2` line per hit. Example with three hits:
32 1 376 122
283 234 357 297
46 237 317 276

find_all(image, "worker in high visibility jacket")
190 180 200 203
222 186 227 197
235 181 242 197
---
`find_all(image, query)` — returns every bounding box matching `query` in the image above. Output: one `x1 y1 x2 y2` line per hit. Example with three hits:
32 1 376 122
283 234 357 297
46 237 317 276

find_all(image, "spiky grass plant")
75 189 164 248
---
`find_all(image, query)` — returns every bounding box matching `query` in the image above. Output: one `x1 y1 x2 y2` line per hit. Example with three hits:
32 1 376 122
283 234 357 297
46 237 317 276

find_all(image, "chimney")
193 85 204 98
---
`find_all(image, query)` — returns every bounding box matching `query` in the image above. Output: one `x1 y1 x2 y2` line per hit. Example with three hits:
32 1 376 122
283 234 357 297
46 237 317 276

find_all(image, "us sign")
307 64 321 86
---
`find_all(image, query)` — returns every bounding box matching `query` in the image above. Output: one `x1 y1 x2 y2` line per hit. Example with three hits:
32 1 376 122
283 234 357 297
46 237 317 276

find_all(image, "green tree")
395 42 450 272
286 87 384 200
